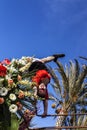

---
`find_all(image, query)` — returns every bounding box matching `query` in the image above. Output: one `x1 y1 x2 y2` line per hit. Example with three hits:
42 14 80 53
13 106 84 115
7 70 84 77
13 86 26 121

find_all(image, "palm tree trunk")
56 108 65 127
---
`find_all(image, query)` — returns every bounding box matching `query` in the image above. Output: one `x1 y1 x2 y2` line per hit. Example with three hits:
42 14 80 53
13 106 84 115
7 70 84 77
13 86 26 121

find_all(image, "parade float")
0 56 38 130
0 54 64 130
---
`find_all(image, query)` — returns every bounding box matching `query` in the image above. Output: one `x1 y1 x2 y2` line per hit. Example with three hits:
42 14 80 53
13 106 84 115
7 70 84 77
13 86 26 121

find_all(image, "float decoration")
0 56 38 129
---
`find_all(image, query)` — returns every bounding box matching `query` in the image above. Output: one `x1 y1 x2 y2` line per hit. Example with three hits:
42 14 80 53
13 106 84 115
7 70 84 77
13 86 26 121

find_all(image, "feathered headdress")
32 70 51 85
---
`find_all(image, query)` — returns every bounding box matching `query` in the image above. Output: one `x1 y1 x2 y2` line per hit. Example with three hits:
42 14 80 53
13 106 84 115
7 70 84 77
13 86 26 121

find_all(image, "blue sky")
0 0 87 62
0 0 87 128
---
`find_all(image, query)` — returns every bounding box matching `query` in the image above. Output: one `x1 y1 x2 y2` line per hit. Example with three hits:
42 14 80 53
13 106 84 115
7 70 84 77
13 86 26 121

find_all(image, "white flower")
21 56 29 61
0 87 8 96
10 66 18 73
11 58 18 64
9 93 16 101
19 59 26 65
11 58 16 62
5 75 10 80
9 104 18 113
0 78 4 82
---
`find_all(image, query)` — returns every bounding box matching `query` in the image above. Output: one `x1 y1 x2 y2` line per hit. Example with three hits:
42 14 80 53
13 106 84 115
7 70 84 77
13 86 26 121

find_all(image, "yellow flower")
8 83 16 88
24 91 31 96
19 62 32 72
19 80 29 85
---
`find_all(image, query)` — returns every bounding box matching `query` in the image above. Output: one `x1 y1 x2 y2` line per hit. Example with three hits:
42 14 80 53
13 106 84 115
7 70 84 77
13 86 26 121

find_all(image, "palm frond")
49 66 61 93
82 115 87 125
65 64 69 79
75 65 87 94
77 92 87 103
69 60 80 98
69 60 80 86
50 83 62 99
69 60 76 91
48 94 59 103
55 60 69 92
79 56 87 61
74 59 80 80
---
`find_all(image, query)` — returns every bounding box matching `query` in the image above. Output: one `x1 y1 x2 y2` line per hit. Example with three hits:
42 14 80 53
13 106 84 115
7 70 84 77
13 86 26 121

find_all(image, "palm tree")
49 59 87 128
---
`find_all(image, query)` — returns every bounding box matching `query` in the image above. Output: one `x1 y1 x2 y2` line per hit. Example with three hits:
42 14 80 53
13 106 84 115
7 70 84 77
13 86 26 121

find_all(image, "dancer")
28 54 65 117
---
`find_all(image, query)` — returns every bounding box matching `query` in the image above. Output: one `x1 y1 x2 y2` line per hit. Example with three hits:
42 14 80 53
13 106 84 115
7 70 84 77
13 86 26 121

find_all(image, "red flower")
0 65 7 77
2 59 11 65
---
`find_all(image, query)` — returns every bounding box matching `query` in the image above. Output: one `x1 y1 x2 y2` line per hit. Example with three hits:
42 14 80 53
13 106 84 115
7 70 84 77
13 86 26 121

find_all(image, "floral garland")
0 56 37 129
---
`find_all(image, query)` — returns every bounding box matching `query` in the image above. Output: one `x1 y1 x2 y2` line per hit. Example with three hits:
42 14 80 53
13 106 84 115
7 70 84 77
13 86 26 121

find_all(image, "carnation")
9 104 18 113
0 87 8 96
0 64 7 77
9 93 16 101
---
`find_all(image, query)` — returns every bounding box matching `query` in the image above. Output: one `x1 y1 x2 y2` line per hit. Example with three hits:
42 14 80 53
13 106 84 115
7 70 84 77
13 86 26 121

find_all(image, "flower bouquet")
0 57 37 130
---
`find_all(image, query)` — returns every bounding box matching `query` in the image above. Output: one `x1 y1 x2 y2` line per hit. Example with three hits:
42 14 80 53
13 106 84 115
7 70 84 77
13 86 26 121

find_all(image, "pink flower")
2 59 11 65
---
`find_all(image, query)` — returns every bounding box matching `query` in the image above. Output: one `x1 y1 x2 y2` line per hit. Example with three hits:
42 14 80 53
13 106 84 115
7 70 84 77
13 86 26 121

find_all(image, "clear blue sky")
0 0 87 128
0 0 87 62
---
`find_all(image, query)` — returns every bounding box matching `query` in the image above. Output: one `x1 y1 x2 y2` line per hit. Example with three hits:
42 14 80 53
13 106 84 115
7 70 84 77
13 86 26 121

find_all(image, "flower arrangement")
0 57 37 129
